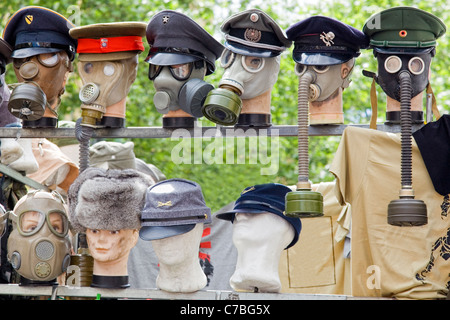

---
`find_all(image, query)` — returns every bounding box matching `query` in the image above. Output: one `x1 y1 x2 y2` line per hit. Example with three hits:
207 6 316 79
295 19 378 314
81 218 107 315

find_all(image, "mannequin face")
151 223 203 266
86 228 138 263
232 212 294 250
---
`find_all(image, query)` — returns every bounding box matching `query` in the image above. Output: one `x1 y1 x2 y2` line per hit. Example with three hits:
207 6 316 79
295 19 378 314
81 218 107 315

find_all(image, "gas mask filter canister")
202 51 279 125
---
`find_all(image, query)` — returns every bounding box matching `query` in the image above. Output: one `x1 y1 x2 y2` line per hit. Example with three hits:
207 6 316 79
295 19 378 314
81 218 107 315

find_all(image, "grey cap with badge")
221 8 291 58
139 178 211 241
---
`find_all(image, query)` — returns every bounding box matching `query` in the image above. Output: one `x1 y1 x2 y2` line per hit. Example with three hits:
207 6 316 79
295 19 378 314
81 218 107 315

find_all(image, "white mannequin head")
230 211 295 292
151 223 207 292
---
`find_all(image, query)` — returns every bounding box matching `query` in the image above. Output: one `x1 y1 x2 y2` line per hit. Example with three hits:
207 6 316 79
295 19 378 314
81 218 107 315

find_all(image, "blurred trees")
1 0 449 211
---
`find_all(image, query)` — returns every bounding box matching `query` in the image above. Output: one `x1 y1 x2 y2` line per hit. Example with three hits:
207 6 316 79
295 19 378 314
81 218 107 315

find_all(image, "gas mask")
376 52 432 102
78 55 138 127
9 51 72 123
203 50 280 125
7 190 71 282
295 63 353 102
150 59 212 118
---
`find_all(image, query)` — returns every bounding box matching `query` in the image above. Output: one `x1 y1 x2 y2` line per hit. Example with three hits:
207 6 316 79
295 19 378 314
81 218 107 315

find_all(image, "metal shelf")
0 283 365 300
0 123 422 139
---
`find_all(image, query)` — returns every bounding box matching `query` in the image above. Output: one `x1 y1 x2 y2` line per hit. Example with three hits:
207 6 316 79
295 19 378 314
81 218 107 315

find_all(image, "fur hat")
68 167 155 233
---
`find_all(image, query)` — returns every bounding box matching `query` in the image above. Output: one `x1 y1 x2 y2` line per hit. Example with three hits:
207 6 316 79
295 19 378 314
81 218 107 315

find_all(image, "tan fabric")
28 138 79 193
330 126 450 299
279 181 351 295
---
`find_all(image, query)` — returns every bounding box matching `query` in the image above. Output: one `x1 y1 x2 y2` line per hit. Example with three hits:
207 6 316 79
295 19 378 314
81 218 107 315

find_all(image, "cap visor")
215 208 268 221
293 52 353 65
139 224 195 241
12 47 61 59
145 52 200 65
224 41 279 58
373 46 434 55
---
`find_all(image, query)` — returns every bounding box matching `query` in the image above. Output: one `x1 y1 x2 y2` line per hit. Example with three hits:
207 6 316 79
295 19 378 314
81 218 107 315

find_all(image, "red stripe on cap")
77 36 144 53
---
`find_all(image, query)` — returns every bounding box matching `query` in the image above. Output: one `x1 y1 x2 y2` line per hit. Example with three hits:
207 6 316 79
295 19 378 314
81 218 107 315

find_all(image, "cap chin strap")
426 83 440 122
369 77 378 129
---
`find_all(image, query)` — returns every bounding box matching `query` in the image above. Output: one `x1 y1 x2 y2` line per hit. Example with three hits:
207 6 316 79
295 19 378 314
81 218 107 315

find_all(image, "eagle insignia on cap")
162 15 170 24
320 31 335 46
25 15 33 25
244 28 261 42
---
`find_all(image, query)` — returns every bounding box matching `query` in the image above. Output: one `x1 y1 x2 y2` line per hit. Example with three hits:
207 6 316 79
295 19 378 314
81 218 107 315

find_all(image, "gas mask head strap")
362 70 378 130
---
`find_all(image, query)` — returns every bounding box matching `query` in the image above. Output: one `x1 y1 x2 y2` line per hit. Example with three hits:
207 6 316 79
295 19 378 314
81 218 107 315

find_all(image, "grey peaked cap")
141 178 211 227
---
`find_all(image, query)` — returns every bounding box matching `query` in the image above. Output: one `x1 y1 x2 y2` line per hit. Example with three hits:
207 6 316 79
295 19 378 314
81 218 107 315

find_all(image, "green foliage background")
1 0 449 212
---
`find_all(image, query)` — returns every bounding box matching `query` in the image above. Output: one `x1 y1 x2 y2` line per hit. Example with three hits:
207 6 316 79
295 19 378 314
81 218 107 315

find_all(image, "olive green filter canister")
285 188 323 218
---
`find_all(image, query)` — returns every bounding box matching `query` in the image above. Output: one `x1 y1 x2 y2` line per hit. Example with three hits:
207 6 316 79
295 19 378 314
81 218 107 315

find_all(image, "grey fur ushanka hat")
68 167 155 233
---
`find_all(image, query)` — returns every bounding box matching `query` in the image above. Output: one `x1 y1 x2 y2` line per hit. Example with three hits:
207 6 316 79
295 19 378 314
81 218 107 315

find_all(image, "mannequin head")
139 178 212 292
3 6 77 128
230 211 294 292
286 15 369 125
151 223 206 292
362 7 446 124
68 167 154 288
202 9 290 127
86 228 138 276
69 22 146 128
216 183 301 292
145 10 223 128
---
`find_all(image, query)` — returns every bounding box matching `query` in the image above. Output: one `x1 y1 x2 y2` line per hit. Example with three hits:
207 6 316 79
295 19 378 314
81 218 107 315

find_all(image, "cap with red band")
69 22 147 61
77 36 144 54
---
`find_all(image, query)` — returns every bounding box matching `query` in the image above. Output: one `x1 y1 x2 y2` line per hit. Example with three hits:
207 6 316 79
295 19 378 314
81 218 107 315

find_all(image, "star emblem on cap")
162 15 170 24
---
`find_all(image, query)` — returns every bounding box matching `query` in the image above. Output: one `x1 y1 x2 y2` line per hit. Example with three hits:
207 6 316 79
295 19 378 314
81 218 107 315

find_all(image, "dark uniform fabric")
413 115 450 196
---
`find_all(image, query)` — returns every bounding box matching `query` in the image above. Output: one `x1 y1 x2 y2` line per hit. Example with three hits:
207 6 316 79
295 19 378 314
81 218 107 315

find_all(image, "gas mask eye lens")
242 56 264 73
19 211 45 235
83 62 93 74
295 64 307 76
103 63 115 76
170 63 192 81
13 58 29 69
312 65 330 74
38 53 59 67
384 55 402 73
148 64 161 80
408 57 425 75
48 211 68 236
220 50 235 68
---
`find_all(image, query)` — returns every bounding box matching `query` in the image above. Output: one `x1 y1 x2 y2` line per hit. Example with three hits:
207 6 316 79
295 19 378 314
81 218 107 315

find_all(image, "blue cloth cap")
216 183 301 249
3 6 77 60
286 16 369 65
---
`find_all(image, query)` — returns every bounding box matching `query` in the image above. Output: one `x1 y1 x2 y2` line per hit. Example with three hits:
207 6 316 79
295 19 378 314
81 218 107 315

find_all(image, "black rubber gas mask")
376 51 432 101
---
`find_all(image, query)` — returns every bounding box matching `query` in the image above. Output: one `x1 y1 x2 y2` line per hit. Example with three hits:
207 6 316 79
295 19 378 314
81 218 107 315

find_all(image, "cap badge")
241 186 255 194
244 28 261 43
25 15 33 25
162 15 170 24
157 201 172 207
250 13 259 23
100 38 108 48
399 30 407 38
320 31 335 46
